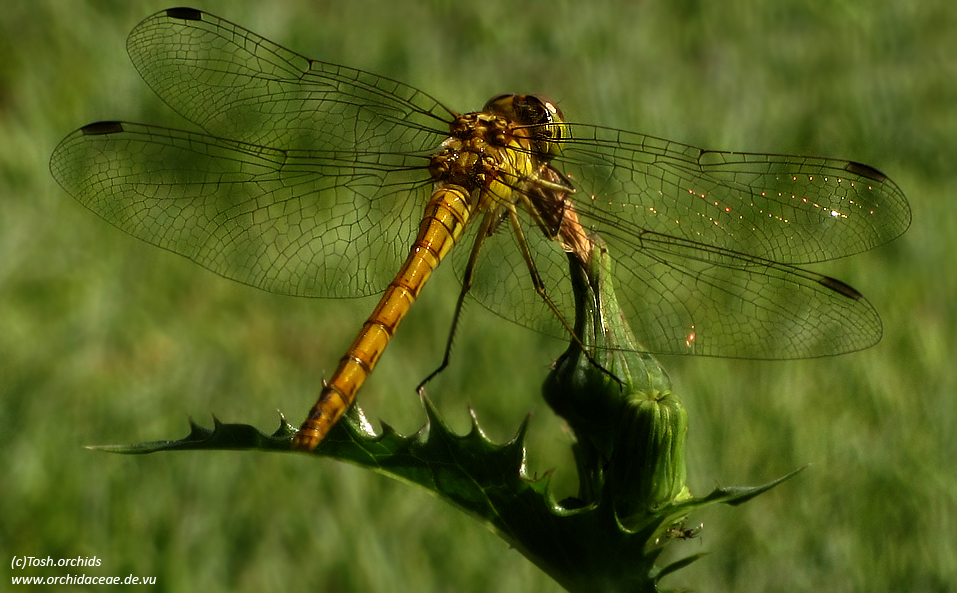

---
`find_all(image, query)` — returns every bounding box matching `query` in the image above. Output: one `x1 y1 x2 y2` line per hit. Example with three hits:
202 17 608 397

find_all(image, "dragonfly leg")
508 208 624 389
416 210 497 395
506 207 579 346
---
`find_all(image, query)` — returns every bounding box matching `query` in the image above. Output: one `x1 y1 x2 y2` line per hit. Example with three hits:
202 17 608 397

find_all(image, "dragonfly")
50 8 911 452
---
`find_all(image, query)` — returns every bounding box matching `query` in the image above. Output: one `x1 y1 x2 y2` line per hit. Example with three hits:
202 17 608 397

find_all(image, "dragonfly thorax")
428 111 536 208
428 95 569 208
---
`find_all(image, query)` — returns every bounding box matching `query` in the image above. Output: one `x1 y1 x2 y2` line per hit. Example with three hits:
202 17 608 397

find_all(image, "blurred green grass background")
2 0 954 591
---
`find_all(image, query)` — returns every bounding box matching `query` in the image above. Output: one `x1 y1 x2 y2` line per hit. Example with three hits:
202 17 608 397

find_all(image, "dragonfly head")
483 94 569 163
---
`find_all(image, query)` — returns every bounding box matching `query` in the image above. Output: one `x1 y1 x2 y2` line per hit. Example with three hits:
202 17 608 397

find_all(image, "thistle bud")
611 390 689 522
543 235 689 520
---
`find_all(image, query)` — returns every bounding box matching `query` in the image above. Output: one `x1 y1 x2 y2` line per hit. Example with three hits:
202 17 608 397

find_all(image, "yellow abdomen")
292 184 473 451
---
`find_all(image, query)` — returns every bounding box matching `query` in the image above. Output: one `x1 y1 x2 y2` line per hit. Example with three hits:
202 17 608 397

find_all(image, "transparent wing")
50 121 433 297
126 8 455 151
559 124 910 264
50 8 456 297
461 125 910 359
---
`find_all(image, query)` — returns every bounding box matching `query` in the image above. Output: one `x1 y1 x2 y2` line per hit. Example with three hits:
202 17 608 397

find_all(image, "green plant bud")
543 235 674 451
611 390 690 522
543 235 684 517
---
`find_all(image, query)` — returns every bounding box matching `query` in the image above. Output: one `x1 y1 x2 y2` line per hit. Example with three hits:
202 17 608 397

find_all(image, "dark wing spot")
166 7 203 21
844 161 887 183
80 121 124 135
818 275 864 300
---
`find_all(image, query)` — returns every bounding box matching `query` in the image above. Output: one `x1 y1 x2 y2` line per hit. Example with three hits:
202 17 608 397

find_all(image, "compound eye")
520 95 569 162
481 94 569 161
514 95 551 126
482 94 517 116
528 94 564 124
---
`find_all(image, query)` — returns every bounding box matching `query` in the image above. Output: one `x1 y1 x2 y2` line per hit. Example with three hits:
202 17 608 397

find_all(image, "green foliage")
93 402 800 593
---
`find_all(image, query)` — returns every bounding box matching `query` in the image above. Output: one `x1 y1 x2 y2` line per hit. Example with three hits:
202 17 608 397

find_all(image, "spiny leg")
416 210 497 395
506 206 579 344
507 205 624 389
